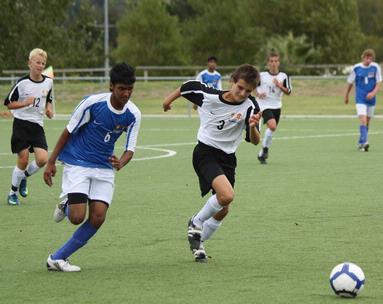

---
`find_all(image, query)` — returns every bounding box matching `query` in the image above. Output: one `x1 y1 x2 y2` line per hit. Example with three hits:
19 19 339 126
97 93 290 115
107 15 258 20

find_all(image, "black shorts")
192 141 237 197
262 108 281 125
11 118 48 154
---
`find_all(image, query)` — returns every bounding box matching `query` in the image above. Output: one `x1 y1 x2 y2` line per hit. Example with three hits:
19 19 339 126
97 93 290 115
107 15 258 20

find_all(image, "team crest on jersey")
368 72 375 78
229 113 243 124
113 125 127 133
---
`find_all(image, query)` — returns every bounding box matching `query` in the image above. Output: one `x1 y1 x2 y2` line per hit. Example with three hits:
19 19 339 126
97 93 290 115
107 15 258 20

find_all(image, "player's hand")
273 78 282 88
46 108 54 119
344 96 349 104
366 92 375 100
44 162 56 187
256 92 266 99
109 154 123 170
163 100 172 112
249 112 262 127
24 96 35 107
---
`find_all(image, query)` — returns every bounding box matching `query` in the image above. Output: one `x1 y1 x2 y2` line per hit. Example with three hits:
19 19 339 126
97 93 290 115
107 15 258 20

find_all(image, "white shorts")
355 104 375 117
60 164 115 205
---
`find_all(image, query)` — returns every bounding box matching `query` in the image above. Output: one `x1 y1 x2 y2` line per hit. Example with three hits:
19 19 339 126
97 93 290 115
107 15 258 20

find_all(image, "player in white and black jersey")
163 64 262 262
256 51 291 164
4 48 54 205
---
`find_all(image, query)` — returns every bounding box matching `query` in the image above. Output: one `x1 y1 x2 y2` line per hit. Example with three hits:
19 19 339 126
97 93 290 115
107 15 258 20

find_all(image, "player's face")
207 60 217 71
267 56 280 73
230 79 254 102
362 55 373 66
28 55 46 75
111 83 134 106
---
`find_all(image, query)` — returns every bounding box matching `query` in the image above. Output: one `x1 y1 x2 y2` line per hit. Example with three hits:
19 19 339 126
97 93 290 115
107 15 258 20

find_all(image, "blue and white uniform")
59 92 141 204
196 69 222 90
347 62 382 118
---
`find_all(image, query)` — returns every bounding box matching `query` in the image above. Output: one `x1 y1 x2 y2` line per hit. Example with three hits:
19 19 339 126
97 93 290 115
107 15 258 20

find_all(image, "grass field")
1 78 382 115
1 115 383 303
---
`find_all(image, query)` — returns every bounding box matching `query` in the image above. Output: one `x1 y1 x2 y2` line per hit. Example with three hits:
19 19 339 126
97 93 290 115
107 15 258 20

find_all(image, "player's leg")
363 106 375 151
356 104 368 150
20 125 49 198
8 149 29 205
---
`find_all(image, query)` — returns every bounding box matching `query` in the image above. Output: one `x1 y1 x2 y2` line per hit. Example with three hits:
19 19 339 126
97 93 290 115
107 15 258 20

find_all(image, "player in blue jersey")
345 49 382 151
196 56 222 90
43 63 141 272
193 56 222 110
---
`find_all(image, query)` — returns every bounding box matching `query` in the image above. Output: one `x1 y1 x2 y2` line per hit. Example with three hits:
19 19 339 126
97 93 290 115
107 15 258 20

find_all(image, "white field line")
1 131 382 168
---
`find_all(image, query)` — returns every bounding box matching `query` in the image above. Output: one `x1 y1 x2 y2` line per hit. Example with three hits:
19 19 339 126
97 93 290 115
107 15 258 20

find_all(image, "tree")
113 0 188 66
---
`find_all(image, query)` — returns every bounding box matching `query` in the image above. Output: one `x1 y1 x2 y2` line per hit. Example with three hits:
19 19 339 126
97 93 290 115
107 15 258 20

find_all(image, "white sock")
262 128 274 148
25 160 40 176
193 195 223 229
201 217 222 242
10 166 25 194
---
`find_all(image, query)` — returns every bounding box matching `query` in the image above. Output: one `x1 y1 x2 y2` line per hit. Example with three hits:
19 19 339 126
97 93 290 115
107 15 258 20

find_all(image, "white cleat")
46 255 81 272
193 243 209 263
53 200 67 223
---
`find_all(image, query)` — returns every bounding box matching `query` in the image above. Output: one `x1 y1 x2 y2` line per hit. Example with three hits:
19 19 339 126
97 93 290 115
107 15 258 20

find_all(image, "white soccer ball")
329 262 365 298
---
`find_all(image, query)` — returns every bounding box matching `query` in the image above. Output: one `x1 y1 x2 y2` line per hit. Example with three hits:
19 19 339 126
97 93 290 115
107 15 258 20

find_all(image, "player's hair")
231 64 260 88
267 50 280 61
361 49 375 60
207 56 218 62
29 48 47 61
110 63 136 85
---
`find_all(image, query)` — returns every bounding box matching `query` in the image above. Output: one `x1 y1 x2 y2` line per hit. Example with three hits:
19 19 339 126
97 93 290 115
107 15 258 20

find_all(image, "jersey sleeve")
4 84 19 105
196 71 203 83
376 64 382 82
180 80 217 106
217 77 222 90
245 97 261 142
283 74 292 94
66 97 92 133
347 68 356 84
125 109 141 152
46 88 53 103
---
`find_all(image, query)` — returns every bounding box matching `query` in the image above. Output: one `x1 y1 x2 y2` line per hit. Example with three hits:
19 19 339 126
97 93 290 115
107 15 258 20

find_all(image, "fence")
0 64 356 84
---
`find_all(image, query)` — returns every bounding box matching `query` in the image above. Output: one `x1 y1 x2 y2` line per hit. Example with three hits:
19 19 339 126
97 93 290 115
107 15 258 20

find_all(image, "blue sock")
359 125 368 144
52 220 98 260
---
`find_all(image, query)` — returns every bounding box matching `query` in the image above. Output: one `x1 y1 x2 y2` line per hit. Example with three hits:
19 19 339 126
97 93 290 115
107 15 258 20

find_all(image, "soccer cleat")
46 255 81 272
19 178 28 198
257 154 267 164
193 243 209 263
7 193 20 206
53 200 67 223
358 143 369 152
187 217 202 253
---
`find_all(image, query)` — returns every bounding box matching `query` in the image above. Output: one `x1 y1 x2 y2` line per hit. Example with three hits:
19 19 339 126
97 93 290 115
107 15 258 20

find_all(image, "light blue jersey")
59 93 141 169
347 62 382 105
196 69 222 90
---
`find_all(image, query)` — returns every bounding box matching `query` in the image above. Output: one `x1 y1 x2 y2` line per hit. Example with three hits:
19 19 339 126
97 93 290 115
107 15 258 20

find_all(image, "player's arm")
45 87 54 118
109 151 134 171
273 77 291 95
5 96 35 109
344 83 353 104
366 81 382 100
43 128 71 186
248 112 262 145
163 87 181 112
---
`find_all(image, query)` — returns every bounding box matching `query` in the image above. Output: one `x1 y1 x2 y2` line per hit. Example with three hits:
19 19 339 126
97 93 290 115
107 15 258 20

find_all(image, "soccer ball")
329 262 365 298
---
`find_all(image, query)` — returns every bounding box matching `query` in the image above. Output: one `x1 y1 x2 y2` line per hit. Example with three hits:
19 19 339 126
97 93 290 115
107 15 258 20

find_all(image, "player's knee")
89 214 105 229
69 214 85 225
35 158 47 167
217 190 234 206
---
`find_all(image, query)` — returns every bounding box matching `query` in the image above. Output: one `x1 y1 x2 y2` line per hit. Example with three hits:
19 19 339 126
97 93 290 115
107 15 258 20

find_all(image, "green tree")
182 0 265 65
113 0 188 66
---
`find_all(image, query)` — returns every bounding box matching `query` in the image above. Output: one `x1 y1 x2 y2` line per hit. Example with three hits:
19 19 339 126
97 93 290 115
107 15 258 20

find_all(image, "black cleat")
187 217 202 252
262 147 269 159
257 155 267 164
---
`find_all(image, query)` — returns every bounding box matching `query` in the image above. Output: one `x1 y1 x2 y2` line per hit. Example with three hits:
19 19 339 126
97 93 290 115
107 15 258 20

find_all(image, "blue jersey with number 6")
59 93 141 169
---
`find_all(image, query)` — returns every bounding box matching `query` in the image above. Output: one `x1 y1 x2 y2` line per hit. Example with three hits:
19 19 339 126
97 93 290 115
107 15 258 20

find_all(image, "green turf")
0 117 383 303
